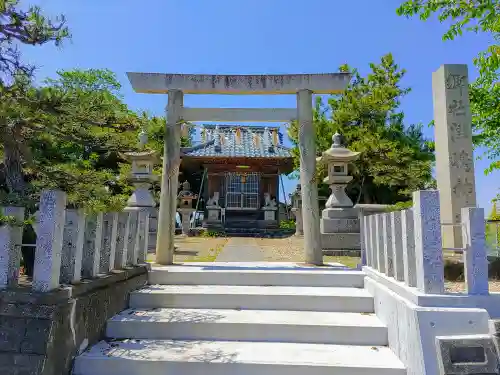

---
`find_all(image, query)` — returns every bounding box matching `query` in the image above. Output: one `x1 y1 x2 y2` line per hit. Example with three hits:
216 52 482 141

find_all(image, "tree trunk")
1 126 26 196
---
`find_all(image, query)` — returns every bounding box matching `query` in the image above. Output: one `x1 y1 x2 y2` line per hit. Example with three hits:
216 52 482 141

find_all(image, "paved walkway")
216 237 264 262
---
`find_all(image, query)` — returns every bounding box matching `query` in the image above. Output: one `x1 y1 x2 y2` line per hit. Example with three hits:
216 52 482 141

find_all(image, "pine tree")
288 54 434 205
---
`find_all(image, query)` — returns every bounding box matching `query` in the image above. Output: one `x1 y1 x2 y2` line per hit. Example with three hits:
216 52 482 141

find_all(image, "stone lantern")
121 130 159 260
317 132 361 251
290 184 303 236
319 133 360 210
177 180 197 235
122 130 159 208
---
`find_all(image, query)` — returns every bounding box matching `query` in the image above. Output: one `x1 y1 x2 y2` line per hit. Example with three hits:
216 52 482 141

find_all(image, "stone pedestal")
177 180 197 236
290 184 303 236
291 207 303 236
178 208 194 236
321 207 361 251
263 207 277 221
207 207 220 221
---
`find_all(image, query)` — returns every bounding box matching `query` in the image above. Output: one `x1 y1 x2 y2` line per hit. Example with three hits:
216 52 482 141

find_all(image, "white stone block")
32 190 67 292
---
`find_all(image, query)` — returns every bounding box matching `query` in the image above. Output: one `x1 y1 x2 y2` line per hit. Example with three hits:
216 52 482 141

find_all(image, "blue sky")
20 0 499 212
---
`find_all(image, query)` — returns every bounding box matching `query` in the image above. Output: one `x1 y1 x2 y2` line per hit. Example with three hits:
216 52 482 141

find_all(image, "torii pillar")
127 73 351 265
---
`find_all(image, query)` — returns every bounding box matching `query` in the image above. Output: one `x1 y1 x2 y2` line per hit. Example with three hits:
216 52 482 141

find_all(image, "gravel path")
216 237 265 262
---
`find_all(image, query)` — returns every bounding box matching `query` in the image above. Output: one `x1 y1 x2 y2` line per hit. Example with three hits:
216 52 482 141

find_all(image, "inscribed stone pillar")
82 213 104 279
114 211 130 269
297 89 322 265
156 89 183 264
433 64 476 249
60 209 85 284
0 207 25 288
32 190 67 292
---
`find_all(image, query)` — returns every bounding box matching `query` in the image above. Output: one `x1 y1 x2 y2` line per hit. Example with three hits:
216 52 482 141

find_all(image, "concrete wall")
0 266 148 375
365 276 493 375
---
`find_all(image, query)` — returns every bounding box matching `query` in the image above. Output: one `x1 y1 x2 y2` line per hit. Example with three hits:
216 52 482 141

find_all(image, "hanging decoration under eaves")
236 127 242 144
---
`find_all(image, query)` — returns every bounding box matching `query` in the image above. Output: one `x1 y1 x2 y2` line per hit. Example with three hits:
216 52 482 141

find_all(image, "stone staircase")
72 263 406 375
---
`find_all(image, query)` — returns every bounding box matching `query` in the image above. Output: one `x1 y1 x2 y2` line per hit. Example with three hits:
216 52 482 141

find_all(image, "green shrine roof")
181 125 292 158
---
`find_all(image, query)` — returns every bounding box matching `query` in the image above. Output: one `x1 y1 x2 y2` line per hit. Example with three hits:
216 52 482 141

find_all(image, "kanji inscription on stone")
433 64 476 249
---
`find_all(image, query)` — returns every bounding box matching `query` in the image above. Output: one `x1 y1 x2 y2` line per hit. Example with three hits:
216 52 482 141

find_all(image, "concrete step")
149 263 365 288
106 308 388 346
129 285 374 313
73 339 406 375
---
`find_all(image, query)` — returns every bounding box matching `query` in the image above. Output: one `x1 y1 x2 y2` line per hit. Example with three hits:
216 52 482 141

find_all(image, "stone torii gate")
127 73 351 265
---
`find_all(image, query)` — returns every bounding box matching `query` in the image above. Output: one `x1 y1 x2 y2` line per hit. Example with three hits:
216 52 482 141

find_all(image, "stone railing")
362 190 489 295
0 189 151 292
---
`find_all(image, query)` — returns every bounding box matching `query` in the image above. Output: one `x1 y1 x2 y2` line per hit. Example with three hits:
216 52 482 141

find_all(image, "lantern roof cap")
319 132 360 162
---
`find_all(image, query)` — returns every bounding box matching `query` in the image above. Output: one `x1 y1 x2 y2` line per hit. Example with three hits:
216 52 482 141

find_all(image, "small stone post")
290 184 303 236
297 89 322 265
413 190 445 294
81 213 104 279
99 212 119 273
114 211 130 269
0 207 25 288
125 211 138 265
177 180 197 236
60 209 86 284
156 89 183 265
433 64 476 249
32 190 67 292
462 207 489 295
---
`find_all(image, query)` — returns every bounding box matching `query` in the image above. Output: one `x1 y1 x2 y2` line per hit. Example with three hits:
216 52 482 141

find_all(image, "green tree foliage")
486 201 500 252
0 0 70 85
288 54 435 205
396 1 500 176
0 69 145 212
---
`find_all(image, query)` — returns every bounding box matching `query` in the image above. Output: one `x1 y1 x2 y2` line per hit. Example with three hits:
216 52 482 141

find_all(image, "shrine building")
180 124 294 231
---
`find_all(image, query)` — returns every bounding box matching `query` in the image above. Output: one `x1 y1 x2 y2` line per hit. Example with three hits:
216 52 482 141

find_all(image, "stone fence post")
32 190 67 292
60 209 86 284
82 213 104 279
413 190 445 294
0 207 25 288
462 207 489 295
